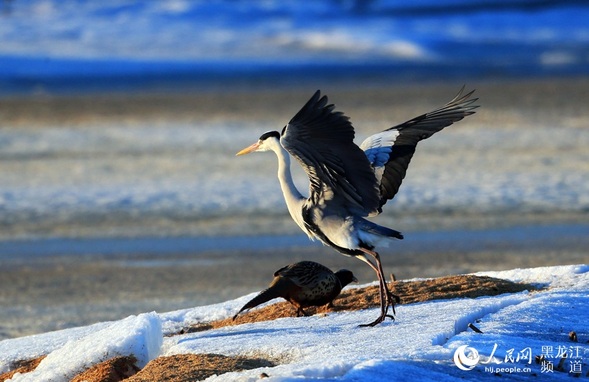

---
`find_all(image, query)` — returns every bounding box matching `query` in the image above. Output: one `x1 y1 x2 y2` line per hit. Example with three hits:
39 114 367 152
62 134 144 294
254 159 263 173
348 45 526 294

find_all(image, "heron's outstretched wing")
281 90 380 216
360 87 479 215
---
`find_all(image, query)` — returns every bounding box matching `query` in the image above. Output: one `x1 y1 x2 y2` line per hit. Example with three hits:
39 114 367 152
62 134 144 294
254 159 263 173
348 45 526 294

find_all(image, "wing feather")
360 87 479 214
281 90 380 216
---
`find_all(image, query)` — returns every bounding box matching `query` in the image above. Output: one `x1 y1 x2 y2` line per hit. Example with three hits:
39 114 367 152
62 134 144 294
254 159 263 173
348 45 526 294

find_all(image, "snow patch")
431 293 528 346
6 313 162 382
1 265 587 381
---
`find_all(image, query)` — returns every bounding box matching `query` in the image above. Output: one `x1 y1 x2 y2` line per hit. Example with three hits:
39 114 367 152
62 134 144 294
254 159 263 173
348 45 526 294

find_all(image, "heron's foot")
359 311 395 327
359 302 396 327
383 288 399 317
359 316 384 327
383 300 396 321
359 278 399 326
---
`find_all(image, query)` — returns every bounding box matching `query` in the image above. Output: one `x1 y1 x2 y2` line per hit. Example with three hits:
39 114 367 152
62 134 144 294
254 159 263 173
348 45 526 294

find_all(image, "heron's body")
237 88 478 326
266 134 403 255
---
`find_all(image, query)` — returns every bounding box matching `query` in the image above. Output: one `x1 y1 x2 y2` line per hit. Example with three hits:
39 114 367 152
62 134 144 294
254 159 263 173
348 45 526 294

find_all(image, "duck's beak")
236 142 260 156
352 276 359 283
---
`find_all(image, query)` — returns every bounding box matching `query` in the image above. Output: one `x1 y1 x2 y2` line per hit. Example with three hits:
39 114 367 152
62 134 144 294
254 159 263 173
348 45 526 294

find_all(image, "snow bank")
6 312 162 382
478 264 589 289
1 265 587 381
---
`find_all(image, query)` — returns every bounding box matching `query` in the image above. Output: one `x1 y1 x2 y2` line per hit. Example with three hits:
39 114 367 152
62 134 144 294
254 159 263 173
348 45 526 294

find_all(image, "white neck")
268 139 308 232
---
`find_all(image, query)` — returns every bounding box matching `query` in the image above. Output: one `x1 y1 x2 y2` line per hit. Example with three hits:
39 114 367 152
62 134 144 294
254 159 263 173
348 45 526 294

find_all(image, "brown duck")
233 261 357 319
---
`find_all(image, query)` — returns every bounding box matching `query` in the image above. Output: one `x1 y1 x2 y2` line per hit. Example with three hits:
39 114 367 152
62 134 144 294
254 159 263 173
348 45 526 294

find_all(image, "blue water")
1 0 588 94
1 223 587 260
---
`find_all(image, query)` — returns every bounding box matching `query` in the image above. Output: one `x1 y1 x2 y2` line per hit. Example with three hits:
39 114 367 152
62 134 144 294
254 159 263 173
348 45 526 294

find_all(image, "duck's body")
233 261 357 319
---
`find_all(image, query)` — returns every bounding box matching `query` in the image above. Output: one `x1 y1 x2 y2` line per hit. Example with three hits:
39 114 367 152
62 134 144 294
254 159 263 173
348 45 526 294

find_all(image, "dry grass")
70 356 140 382
0 275 539 382
181 274 537 333
0 356 46 381
127 354 275 382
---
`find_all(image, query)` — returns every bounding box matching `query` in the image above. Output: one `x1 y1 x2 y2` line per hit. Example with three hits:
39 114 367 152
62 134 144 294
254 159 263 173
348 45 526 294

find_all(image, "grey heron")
236 87 478 326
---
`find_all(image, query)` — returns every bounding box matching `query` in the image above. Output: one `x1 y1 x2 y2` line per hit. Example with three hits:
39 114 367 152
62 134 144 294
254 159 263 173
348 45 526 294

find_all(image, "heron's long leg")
355 254 387 321
365 248 400 313
356 249 396 327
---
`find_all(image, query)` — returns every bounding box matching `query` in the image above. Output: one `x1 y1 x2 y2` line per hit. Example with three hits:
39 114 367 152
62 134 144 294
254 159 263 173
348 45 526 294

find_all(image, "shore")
1 76 588 340
2 76 589 129
1 223 587 340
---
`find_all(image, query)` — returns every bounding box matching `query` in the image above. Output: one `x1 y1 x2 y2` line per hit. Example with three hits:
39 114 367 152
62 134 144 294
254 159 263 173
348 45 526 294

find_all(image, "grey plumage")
360 87 478 214
237 87 478 326
282 91 381 217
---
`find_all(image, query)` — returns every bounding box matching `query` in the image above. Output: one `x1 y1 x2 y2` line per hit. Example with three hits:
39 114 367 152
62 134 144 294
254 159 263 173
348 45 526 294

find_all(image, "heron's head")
236 131 281 156
335 269 358 287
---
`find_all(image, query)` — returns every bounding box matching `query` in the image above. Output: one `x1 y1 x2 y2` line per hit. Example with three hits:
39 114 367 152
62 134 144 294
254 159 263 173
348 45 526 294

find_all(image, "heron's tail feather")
232 286 282 320
360 219 404 241
382 226 404 240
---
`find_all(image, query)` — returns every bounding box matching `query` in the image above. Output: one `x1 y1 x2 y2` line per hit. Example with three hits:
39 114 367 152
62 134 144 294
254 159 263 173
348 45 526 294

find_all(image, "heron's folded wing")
360 87 479 215
281 90 380 216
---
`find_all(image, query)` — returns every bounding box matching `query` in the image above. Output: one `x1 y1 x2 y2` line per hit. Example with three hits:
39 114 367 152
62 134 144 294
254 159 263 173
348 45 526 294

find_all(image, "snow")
1 265 587 381
2 313 162 382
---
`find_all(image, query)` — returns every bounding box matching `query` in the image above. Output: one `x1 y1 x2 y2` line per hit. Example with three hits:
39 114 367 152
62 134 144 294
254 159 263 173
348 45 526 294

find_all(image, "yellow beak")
236 142 260 156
